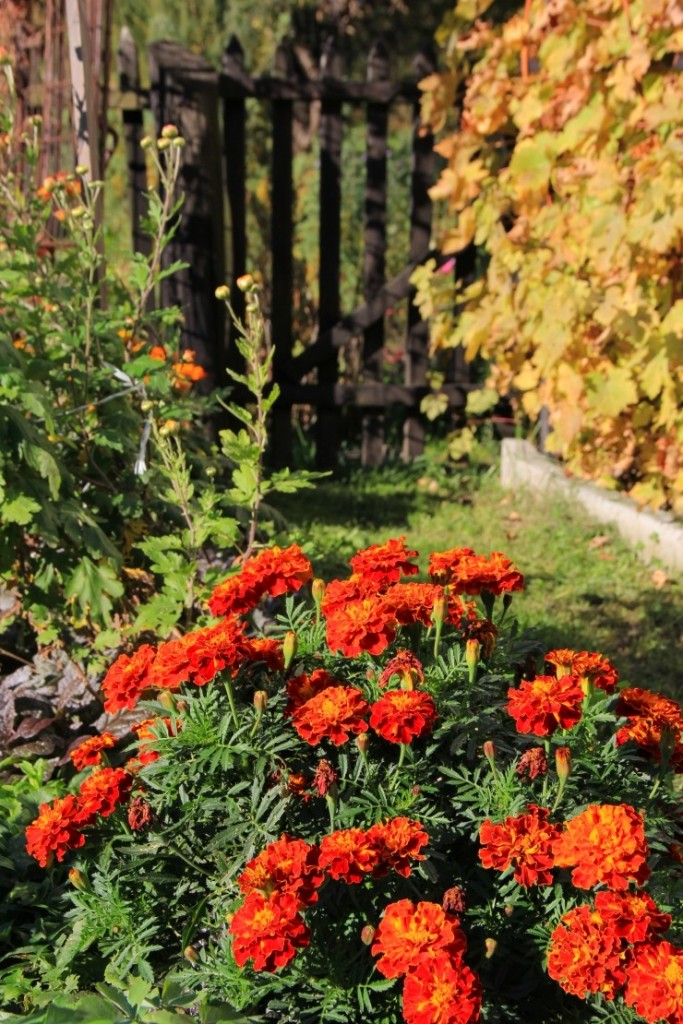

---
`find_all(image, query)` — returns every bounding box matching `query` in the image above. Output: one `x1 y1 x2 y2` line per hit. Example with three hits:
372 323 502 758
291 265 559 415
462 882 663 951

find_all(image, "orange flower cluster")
625 940 683 1023
478 805 561 887
291 685 370 746
428 547 524 596
69 732 116 770
36 170 82 203
553 803 650 890
229 890 310 972
548 890 672 1004
285 668 340 715
369 690 438 745
371 900 481 1024
545 648 619 694
383 583 473 629
238 835 324 906
319 827 378 883
171 349 208 393
615 687 683 771
349 536 419 587
325 596 397 656
208 545 313 617
26 767 133 867
131 716 176 767
318 818 429 883
506 675 584 736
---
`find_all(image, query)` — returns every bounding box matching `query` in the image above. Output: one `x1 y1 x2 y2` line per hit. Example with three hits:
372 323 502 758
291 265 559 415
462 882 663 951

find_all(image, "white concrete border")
500 439 683 577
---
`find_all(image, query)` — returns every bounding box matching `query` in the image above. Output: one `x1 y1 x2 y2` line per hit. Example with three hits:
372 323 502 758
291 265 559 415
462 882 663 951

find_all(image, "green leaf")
64 557 124 624
228 464 258 505
2 494 41 525
507 133 555 200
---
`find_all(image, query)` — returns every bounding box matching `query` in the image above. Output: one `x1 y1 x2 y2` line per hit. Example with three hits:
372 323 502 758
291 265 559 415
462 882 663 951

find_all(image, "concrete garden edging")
500 438 683 578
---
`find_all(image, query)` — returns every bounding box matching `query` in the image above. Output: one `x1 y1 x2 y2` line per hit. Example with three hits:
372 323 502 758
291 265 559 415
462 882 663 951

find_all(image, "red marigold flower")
378 650 425 689
285 668 340 716
462 616 498 658
209 544 313 617
325 597 397 657
546 649 619 694
101 643 156 713
615 687 683 772
369 690 438 745
128 795 154 832
320 574 375 616
132 716 175 766
547 903 628 999
516 746 548 780
229 890 310 972
367 817 429 878
26 795 86 867
292 686 370 746
69 732 116 770
624 940 683 1024
429 547 524 597
593 890 671 945
76 767 133 823
553 803 650 890
238 835 324 906
478 805 561 887
240 636 284 671
147 635 192 692
442 886 467 917
183 616 248 685
506 675 584 737
402 951 482 1024
319 827 378 883
371 899 467 979
383 582 446 627
349 536 419 588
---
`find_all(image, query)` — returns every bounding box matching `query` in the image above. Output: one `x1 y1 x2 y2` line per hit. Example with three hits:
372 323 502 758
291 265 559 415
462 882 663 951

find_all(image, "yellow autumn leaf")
586 367 638 418
640 348 669 400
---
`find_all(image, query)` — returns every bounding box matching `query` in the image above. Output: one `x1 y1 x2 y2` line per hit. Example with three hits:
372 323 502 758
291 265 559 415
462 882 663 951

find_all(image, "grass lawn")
278 446 682 701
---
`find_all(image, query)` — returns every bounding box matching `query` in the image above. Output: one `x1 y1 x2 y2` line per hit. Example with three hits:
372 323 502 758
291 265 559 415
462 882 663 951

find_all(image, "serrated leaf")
2 494 41 525
586 367 638 418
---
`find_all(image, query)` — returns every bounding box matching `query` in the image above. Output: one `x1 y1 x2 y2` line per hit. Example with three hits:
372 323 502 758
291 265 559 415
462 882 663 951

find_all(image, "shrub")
5 538 682 1023
413 0 683 511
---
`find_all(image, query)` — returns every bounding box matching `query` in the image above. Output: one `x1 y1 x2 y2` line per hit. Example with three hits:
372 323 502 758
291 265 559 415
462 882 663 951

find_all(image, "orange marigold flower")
546 649 619 694
615 687 683 772
149 344 167 360
325 597 396 657
402 951 482 1024
240 636 284 671
172 357 207 392
238 835 324 906
367 817 429 878
369 690 438 745
285 668 340 715
593 890 671 945
378 650 425 689
319 827 378 883
383 582 446 626
506 675 584 737
183 616 248 685
478 805 561 887
462 616 498 658
229 890 310 972
26 795 86 867
624 940 683 1024
132 716 176 765
69 732 116 770
76 767 133 822
147 635 192 691
547 903 627 999
320 574 375 616
101 643 156 713
208 544 313 617
429 547 524 596
553 803 650 890
371 899 467 979
516 746 548 780
349 536 419 588
292 686 370 746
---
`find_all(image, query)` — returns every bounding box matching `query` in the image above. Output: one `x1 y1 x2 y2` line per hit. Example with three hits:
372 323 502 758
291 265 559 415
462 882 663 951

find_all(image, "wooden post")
221 35 247 383
148 41 226 391
269 38 295 468
361 39 390 467
316 36 343 470
117 26 150 258
65 0 101 182
402 43 435 460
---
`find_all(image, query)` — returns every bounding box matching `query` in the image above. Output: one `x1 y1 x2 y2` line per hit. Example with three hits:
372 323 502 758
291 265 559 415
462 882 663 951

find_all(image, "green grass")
277 447 682 702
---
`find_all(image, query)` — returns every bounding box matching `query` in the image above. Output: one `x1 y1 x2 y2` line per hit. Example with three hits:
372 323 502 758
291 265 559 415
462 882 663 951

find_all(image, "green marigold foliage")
414 0 683 510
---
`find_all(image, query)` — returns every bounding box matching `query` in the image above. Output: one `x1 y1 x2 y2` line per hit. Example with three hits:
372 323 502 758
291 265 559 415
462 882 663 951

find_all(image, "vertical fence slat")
269 38 295 468
118 26 150 259
361 38 390 467
316 36 343 470
449 243 476 387
148 41 226 391
402 43 435 460
221 36 247 382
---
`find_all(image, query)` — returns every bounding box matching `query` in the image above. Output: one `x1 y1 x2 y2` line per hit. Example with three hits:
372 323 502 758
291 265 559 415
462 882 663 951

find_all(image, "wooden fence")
117 32 474 468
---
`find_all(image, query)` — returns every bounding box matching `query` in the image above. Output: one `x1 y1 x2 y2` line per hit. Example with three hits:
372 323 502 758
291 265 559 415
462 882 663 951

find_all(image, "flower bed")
15 539 683 1023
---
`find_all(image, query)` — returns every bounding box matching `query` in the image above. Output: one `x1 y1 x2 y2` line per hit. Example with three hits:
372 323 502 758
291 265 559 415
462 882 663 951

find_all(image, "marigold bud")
157 689 176 711
483 740 495 763
466 638 481 684
75 163 88 176
283 630 298 671
253 690 268 714
236 273 255 292
555 746 572 782
140 135 154 149
68 868 89 891
214 284 230 301
360 925 376 946
183 945 199 963
355 732 370 755
485 937 497 958
503 904 514 917
432 592 447 627
157 137 171 151
161 123 179 139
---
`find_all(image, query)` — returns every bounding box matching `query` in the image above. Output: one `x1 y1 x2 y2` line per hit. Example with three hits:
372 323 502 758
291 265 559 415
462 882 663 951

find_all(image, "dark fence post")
315 36 343 470
221 35 247 382
117 26 150 259
402 43 435 460
148 41 226 391
269 38 296 468
361 38 390 467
